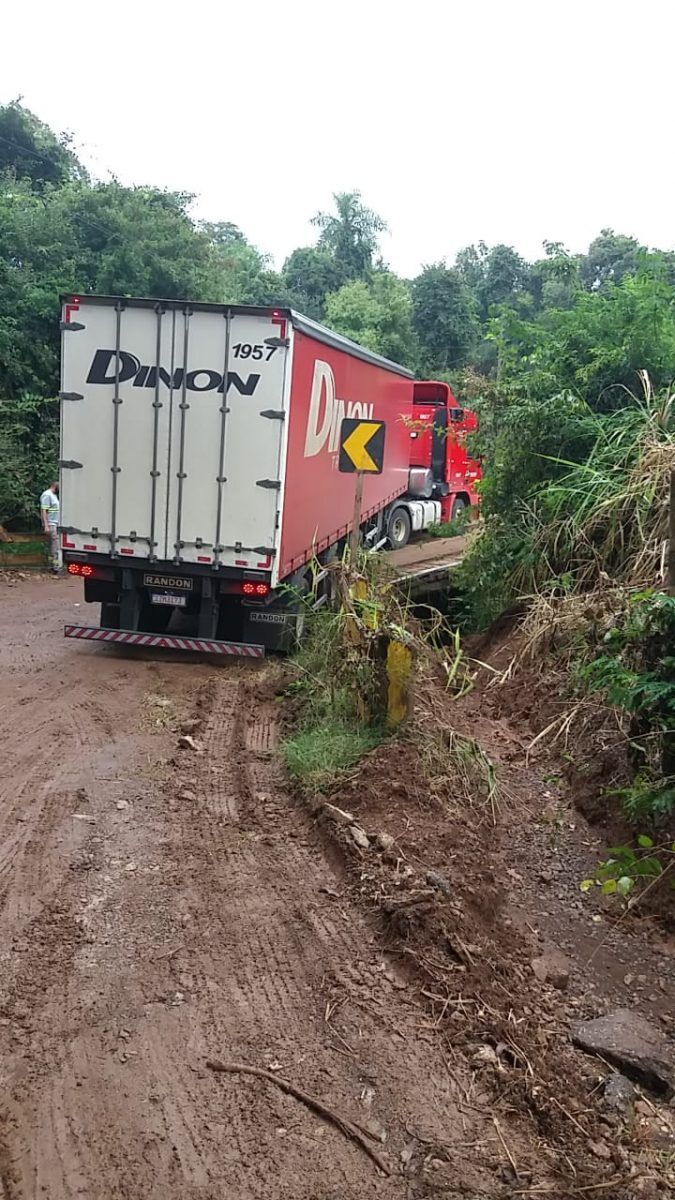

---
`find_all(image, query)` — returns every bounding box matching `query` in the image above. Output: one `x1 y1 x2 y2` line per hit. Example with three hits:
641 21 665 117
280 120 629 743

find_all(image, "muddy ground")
0 575 672 1199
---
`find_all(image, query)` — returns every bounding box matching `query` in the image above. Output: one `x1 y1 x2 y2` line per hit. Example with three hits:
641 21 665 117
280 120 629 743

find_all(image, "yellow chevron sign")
338 419 386 474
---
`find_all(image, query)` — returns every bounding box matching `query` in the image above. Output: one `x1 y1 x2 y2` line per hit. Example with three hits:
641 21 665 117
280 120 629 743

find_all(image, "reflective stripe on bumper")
63 625 265 657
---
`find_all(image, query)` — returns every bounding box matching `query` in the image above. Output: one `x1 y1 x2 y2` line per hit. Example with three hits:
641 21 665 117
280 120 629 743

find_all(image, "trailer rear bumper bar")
64 624 265 657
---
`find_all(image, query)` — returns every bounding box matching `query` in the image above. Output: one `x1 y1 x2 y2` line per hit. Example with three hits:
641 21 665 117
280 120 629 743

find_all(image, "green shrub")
581 592 675 819
280 605 386 791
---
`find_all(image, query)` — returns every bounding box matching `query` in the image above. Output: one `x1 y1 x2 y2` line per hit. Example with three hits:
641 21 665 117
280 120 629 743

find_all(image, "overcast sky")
4 0 674 276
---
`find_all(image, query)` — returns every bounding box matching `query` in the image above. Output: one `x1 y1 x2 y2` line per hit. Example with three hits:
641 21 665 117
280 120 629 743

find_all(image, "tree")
200 221 296 306
281 246 344 319
312 191 386 282
0 100 86 187
490 265 675 411
207 230 274 303
529 242 581 311
0 394 59 528
324 273 418 365
61 183 218 299
411 263 478 373
0 178 77 400
580 229 644 291
199 220 245 246
455 241 530 320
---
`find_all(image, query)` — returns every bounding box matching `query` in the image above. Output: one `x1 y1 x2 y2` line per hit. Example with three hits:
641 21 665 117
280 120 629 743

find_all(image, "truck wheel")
451 497 468 522
387 507 411 550
101 603 120 630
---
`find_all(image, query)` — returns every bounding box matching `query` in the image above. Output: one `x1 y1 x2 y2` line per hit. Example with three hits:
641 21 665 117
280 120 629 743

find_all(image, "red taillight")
67 562 96 578
242 581 270 596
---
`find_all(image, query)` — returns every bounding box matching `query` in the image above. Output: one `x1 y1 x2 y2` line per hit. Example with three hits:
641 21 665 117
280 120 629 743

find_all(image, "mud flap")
241 606 301 653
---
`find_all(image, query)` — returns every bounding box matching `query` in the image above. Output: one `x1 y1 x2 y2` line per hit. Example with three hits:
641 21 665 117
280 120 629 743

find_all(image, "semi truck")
59 295 481 656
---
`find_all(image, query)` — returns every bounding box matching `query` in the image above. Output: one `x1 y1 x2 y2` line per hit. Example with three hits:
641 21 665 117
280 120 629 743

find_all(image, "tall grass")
499 377 675 822
512 375 674 597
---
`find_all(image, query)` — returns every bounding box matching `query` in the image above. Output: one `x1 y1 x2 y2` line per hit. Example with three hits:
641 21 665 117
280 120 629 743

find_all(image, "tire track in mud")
158 675 496 1200
0 685 142 929
0 577 499 1200
0 578 215 1199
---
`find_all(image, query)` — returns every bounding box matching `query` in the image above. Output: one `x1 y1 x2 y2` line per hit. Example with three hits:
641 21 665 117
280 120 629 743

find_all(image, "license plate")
150 593 186 607
144 573 192 591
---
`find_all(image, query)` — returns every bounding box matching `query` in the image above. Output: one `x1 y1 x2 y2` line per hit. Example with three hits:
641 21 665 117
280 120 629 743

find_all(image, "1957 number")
232 343 277 361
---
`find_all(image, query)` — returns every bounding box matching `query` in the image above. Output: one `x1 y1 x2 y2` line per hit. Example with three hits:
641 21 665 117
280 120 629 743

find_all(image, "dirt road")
0 577 497 1199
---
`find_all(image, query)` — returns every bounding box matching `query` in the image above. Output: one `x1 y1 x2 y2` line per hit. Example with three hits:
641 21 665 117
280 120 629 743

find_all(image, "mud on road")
0 577 501 1199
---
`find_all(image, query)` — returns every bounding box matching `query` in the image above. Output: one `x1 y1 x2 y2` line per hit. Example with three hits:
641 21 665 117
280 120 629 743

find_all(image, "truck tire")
451 497 468 522
387 506 412 550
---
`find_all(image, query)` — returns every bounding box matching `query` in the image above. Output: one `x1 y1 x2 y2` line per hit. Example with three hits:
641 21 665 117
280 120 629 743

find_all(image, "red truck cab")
409 381 482 523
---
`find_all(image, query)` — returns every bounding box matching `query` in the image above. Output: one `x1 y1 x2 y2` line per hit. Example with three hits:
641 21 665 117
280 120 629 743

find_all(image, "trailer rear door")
60 299 289 571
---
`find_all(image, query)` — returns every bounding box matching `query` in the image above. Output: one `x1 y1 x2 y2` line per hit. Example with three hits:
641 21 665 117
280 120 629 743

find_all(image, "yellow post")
386 639 413 728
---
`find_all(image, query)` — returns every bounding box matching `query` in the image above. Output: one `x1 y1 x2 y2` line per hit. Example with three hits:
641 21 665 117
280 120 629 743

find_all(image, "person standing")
40 480 61 574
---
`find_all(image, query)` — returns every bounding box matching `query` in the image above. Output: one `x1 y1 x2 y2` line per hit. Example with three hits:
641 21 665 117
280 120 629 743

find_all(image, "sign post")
349 471 364 562
338 418 386 564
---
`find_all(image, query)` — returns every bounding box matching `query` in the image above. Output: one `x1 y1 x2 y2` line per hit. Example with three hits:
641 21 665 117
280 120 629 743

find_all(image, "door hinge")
264 336 290 349
252 546 277 556
60 321 85 332
256 479 281 490
260 409 285 421
60 459 83 470
59 391 83 402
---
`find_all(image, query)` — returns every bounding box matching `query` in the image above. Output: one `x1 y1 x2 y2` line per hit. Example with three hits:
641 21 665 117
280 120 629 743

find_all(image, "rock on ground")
603 1073 636 1115
572 1009 673 1098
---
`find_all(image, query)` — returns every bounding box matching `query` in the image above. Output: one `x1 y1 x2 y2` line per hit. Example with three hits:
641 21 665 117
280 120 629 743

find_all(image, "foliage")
324 272 418 365
411 263 478 373
0 100 87 187
455 241 530 321
201 220 273 302
581 592 675 817
0 394 59 528
425 511 472 540
451 515 526 629
528 242 581 312
282 710 383 791
0 176 227 403
281 246 344 320
476 391 599 521
281 602 386 791
457 346 674 633
282 543 478 790
579 229 645 291
581 835 675 899
490 266 675 411
458 381 674 821
510 381 674 596
312 191 386 282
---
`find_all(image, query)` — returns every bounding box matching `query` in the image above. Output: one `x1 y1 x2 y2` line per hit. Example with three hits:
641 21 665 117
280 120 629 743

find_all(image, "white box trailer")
59 295 418 654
